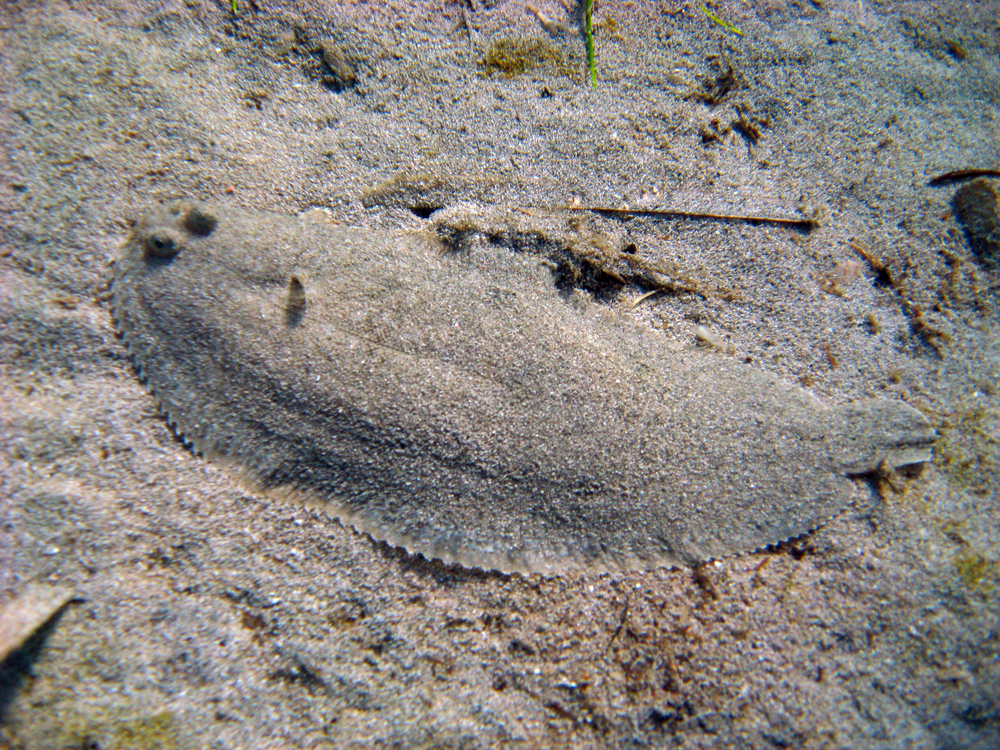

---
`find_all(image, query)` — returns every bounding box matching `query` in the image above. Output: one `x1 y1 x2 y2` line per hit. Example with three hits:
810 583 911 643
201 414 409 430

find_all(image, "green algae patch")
113 712 179 749
935 406 1000 495
58 711 181 750
954 548 1000 594
480 37 568 78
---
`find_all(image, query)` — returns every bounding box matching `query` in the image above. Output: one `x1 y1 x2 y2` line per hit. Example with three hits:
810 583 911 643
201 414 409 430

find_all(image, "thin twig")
566 205 814 229
603 592 630 655
928 168 1000 186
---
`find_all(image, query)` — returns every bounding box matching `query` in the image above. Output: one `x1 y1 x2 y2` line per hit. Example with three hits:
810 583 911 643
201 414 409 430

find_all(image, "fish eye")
145 229 180 258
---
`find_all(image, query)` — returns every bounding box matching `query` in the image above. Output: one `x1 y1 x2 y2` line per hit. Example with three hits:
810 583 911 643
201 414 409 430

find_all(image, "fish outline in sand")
111 199 936 574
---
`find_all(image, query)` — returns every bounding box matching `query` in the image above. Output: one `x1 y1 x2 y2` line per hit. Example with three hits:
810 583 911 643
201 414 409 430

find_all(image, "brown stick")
928 168 1000 186
566 205 815 230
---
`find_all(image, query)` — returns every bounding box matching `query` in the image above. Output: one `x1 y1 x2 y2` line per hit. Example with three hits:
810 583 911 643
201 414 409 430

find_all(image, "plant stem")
584 0 596 88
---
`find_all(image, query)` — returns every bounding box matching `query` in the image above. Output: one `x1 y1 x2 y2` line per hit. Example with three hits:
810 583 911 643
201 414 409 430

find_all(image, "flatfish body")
112 200 936 573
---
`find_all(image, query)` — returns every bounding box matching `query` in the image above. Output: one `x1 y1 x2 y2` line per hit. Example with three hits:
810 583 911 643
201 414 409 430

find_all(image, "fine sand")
1 1 998 748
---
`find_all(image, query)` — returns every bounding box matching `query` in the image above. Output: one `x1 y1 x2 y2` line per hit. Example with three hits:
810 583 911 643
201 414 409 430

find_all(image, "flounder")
112 200 936 573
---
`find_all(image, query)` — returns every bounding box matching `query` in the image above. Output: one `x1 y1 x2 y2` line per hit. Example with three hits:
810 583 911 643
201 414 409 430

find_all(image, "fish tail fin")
830 400 936 473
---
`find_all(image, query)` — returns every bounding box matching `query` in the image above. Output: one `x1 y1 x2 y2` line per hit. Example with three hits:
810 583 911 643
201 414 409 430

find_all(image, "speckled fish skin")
112 200 937 574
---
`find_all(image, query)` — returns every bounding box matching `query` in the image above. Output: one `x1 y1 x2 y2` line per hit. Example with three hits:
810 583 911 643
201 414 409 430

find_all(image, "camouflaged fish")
111 200 936 573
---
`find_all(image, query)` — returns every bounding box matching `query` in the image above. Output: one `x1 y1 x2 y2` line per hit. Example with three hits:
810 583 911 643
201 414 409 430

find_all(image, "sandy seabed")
1 1 999 748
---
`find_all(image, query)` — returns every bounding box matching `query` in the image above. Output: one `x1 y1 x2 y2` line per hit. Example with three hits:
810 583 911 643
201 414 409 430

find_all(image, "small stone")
319 40 355 89
0 585 74 661
953 178 1000 268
